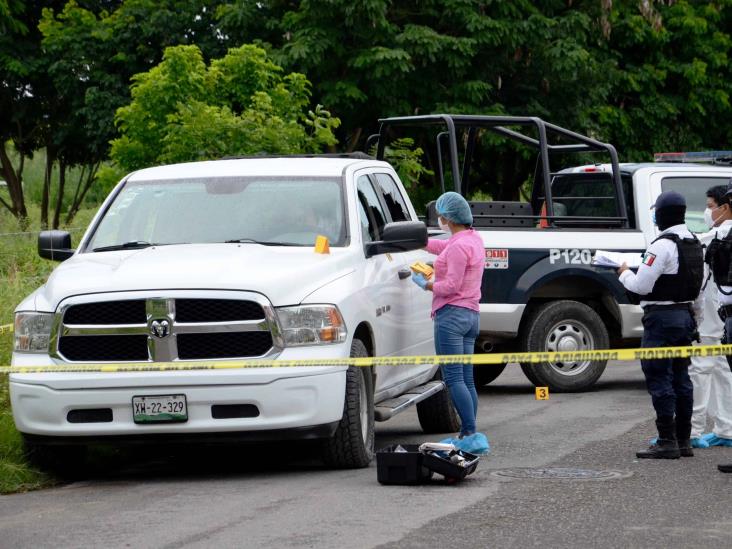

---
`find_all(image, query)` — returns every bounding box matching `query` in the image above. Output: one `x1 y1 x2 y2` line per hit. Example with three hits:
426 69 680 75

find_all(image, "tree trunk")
41 149 54 229
0 141 28 221
346 127 362 153
53 159 66 229
65 162 100 225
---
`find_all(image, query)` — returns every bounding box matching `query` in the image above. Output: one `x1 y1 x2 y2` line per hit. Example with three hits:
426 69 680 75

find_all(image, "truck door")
369 172 435 384
356 174 415 392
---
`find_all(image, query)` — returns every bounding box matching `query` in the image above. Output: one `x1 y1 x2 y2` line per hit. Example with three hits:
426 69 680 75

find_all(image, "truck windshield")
86 176 347 251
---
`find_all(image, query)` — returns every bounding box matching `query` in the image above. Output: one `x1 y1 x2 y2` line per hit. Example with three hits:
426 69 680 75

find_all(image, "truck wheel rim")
544 320 594 376
359 375 369 442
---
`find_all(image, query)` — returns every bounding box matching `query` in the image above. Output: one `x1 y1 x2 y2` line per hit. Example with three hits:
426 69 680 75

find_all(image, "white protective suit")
690 224 732 439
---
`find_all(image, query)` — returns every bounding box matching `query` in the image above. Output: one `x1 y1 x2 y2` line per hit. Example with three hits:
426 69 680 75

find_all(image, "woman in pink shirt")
411 192 489 454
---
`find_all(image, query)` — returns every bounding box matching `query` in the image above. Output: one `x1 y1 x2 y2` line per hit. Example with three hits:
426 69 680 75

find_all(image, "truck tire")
519 300 609 392
473 364 507 387
322 339 375 468
416 369 461 434
23 437 87 479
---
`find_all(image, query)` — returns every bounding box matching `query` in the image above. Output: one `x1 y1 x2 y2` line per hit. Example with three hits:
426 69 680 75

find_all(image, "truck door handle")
398 269 411 280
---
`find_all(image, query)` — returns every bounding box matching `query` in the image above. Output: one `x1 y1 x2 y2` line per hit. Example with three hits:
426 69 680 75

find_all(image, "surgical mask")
651 211 656 226
438 216 450 232
704 208 714 228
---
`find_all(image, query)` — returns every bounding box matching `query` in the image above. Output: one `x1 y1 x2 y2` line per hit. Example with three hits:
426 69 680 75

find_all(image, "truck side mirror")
38 230 75 261
365 221 427 258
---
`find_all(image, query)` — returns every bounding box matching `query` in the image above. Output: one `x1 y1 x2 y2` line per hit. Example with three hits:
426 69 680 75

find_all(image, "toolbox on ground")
376 444 480 485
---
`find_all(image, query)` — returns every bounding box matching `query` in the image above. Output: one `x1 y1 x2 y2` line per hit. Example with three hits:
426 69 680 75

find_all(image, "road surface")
1 361 731 548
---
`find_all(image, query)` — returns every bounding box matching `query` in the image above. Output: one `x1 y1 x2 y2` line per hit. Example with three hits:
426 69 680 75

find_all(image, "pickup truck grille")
59 335 150 362
56 296 276 363
63 300 146 325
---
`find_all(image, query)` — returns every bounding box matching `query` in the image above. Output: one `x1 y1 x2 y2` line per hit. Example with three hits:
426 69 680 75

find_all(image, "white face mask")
704 208 714 229
438 216 450 232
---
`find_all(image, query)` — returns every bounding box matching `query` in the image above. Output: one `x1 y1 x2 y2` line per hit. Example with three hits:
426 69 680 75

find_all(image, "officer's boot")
676 416 694 457
637 416 681 459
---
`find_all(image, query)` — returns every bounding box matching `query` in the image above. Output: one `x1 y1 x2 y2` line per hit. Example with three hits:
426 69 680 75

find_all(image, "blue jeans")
434 305 480 435
641 308 695 422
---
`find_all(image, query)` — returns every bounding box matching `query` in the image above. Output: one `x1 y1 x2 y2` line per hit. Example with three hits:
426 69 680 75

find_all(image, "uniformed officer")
617 190 704 459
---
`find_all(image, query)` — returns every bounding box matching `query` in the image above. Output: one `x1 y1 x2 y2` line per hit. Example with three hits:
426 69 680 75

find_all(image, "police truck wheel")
417 369 461 433
519 300 608 392
322 339 375 468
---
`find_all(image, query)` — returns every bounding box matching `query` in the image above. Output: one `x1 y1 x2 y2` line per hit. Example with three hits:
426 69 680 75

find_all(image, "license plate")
132 394 187 424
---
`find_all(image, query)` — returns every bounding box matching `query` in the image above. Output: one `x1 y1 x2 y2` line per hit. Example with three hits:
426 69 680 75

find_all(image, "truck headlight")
14 312 54 353
276 305 347 346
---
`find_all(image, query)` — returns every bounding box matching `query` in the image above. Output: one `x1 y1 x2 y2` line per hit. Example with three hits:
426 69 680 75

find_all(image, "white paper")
592 250 644 268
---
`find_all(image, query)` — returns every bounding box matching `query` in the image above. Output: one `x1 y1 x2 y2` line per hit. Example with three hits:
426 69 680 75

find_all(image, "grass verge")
0 205 96 493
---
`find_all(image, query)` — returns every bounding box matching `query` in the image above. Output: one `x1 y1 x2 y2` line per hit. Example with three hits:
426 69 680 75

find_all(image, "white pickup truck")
11 155 458 471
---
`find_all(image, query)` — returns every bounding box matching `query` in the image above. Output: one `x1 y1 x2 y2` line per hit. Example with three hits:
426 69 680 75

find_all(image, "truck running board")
374 380 445 422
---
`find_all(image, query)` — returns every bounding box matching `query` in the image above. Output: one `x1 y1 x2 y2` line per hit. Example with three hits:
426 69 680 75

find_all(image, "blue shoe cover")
651 436 710 448
702 433 732 447
691 437 710 449
455 433 490 455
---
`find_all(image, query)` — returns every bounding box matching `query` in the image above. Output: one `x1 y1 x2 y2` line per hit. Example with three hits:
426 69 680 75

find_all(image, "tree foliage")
4 0 732 218
111 44 339 171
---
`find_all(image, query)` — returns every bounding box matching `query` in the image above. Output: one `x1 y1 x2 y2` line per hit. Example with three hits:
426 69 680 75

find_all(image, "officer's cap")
651 190 686 210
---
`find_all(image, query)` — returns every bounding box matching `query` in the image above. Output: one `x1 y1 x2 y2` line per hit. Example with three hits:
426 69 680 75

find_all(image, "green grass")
0 204 98 493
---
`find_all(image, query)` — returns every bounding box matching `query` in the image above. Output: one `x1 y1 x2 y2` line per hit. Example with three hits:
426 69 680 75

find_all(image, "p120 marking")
549 249 592 265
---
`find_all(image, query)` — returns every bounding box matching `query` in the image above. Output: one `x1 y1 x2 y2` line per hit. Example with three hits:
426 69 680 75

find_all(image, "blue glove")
411 272 429 290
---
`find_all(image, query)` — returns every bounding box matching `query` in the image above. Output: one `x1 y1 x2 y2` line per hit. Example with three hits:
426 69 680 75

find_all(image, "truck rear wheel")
519 300 608 392
473 364 507 386
416 369 461 434
322 339 375 468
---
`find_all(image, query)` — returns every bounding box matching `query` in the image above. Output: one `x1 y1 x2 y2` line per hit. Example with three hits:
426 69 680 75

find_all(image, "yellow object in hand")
410 261 433 279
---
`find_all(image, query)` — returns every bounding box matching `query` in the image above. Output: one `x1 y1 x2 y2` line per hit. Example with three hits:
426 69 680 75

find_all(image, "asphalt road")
1 361 731 548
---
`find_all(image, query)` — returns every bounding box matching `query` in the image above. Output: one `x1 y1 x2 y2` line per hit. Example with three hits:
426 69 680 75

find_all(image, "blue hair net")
436 191 473 225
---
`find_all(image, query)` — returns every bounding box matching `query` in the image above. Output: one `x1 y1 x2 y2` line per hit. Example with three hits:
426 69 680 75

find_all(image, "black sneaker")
677 440 694 458
718 463 732 473
636 439 681 459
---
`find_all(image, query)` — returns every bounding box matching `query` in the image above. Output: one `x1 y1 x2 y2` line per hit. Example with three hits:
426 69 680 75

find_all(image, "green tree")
111 44 339 171
37 0 231 225
597 0 732 159
0 1 67 223
216 2 617 198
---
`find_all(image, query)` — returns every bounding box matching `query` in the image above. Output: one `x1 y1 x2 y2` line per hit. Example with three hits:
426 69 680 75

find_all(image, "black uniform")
619 191 704 459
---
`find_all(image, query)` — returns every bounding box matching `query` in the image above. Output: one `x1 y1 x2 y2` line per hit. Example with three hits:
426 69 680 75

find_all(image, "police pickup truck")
11 155 457 472
370 116 732 392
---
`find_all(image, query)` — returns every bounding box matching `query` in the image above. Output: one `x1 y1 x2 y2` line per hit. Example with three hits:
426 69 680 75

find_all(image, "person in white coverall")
693 185 732 452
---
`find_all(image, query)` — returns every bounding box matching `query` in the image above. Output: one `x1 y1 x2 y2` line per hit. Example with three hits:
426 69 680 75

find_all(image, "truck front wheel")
519 300 609 392
322 339 375 468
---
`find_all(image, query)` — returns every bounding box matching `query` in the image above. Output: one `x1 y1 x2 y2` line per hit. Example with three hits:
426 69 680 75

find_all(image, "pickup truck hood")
33 244 356 311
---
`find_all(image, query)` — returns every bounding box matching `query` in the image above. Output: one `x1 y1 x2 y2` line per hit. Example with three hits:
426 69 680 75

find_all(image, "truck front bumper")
10 345 349 439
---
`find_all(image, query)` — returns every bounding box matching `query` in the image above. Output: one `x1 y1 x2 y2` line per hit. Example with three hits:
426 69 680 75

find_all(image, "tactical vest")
705 227 732 290
629 233 704 303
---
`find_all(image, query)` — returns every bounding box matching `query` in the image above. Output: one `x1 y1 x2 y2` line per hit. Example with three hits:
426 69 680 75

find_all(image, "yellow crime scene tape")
0 323 12 335
2 343 732 375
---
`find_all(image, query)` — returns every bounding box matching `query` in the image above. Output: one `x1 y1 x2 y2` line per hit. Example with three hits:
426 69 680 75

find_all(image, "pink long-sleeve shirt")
426 229 485 317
